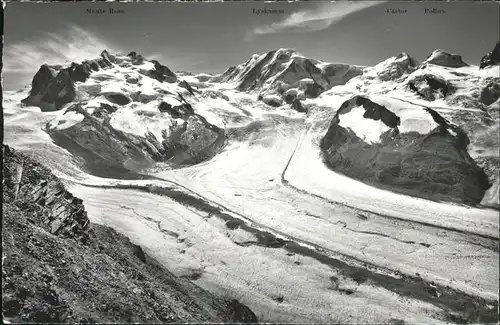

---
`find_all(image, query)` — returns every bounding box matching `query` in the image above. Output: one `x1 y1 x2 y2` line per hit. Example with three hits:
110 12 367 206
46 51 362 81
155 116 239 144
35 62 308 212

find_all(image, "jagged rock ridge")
21 51 115 111
480 41 500 69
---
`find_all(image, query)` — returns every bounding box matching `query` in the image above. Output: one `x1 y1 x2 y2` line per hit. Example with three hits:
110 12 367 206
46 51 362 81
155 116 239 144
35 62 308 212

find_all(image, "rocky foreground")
2 145 257 323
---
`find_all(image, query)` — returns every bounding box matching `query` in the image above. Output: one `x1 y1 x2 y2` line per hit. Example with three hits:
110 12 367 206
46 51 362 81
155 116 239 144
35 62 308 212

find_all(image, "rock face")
2 145 258 324
480 41 500 69
147 60 178 83
178 80 198 95
423 49 468 68
407 74 453 101
320 96 490 205
262 94 283 107
291 98 307 113
46 100 225 177
21 51 114 111
46 103 158 176
2 145 90 240
321 63 367 86
476 156 500 208
480 80 500 105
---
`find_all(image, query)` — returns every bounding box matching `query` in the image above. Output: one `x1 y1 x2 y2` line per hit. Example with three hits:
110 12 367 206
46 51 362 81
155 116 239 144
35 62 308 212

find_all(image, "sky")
3 1 499 90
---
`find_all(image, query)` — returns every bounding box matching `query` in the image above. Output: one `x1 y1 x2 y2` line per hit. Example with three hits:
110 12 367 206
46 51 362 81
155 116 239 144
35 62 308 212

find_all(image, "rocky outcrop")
480 41 500 69
320 96 490 205
21 51 114 111
298 78 324 98
408 74 453 101
262 94 282 107
46 96 225 176
202 90 230 101
104 93 132 106
158 100 194 118
423 49 468 68
2 145 258 324
130 52 178 83
21 67 76 112
476 156 500 208
479 80 500 105
178 80 197 95
146 60 178 83
161 112 226 166
2 145 90 241
283 88 299 103
291 98 307 113
46 103 158 177
126 51 145 65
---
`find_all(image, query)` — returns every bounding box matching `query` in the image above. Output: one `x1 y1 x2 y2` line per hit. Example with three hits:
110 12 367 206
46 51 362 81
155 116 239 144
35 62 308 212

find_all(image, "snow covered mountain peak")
217 48 363 108
361 52 419 82
423 49 468 68
16 50 232 174
21 50 186 112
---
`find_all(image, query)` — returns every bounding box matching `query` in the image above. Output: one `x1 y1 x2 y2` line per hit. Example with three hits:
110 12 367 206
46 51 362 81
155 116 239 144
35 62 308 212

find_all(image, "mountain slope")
21 51 226 175
320 95 490 205
217 48 363 107
312 47 499 207
2 145 257 324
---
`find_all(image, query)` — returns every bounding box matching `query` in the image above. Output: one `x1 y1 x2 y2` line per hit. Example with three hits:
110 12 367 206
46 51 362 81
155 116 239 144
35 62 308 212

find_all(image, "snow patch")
47 111 85 130
339 105 390 143
163 96 183 107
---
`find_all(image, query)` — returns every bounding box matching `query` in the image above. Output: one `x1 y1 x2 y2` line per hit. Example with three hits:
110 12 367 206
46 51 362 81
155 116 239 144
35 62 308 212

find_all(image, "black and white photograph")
2 1 499 324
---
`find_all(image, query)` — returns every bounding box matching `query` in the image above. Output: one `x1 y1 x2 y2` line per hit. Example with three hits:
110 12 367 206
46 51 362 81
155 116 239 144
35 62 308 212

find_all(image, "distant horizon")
3 1 499 90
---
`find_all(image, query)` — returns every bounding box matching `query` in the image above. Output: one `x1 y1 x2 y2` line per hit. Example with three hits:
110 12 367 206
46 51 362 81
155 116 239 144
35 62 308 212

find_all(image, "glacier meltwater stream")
4 99 499 324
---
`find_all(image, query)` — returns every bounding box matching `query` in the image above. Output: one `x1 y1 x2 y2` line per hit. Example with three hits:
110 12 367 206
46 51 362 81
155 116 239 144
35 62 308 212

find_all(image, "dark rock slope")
480 41 500 69
2 145 257 324
407 74 453 101
46 100 225 177
320 96 490 206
